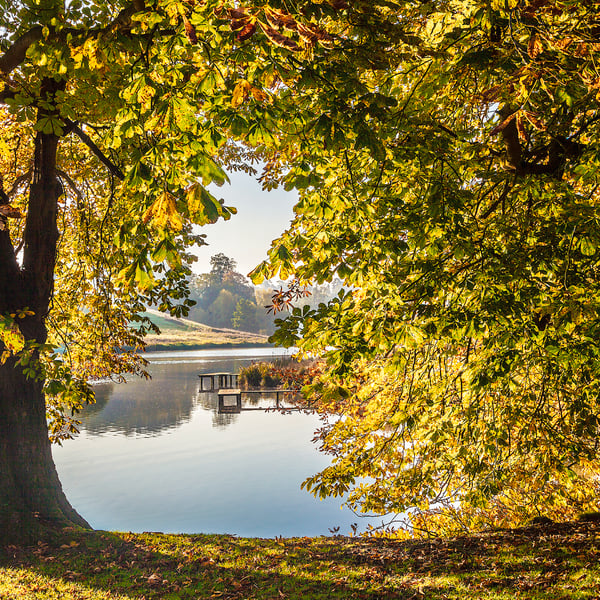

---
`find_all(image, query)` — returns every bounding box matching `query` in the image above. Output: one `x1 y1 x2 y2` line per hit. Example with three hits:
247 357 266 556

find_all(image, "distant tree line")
186 253 343 335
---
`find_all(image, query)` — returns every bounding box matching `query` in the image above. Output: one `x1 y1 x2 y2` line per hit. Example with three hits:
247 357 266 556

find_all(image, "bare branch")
56 168 85 203
497 105 583 179
8 170 32 197
498 106 522 169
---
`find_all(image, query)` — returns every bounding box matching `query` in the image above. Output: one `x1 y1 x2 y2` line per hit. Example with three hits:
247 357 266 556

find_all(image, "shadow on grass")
2 530 413 599
2 521 600 599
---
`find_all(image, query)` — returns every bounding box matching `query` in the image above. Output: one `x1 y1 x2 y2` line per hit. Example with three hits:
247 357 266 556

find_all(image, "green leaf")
579 237 596 256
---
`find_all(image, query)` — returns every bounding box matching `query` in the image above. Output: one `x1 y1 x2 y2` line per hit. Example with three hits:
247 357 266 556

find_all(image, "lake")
52 348 382 537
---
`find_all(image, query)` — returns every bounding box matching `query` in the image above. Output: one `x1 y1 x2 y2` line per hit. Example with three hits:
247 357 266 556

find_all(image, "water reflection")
194 389 237 430
81 350 290 436
53 348 382 537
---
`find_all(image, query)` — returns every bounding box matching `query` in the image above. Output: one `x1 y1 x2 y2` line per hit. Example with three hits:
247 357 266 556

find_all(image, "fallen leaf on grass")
147 573 165 586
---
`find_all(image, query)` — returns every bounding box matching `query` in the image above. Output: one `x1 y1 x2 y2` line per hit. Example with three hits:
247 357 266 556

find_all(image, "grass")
141 309 271 350
2 520 600 599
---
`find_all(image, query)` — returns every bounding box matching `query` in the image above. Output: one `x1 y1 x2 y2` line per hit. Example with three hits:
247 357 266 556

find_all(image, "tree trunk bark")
0 88 90 544
0 356 90 544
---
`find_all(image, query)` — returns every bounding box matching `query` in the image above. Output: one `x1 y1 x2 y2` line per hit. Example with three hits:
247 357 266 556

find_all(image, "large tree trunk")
0 101 90 545
0 356 90 544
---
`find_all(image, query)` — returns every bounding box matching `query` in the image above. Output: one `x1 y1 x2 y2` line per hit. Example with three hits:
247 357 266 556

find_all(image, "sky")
194 170 298 278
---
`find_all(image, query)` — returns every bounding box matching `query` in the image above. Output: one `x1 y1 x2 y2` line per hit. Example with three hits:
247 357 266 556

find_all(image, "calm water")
52 348 381 537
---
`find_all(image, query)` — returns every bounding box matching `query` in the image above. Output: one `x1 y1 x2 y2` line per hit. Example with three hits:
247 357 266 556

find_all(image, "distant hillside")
141 309 271 350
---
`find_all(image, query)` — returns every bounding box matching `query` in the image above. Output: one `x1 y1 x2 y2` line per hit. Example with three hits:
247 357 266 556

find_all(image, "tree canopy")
186 253 269 332
0 0 354 541
3 0 600 540
249 0 600 533
0 0 290 540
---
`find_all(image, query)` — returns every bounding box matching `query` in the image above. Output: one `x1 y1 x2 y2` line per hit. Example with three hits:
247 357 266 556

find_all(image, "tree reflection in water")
52 349 385 537
79 351 286 436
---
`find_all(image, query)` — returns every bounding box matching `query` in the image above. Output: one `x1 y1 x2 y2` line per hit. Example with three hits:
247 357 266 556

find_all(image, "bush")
238 362 282 389
238 364 263 388
238 359 322 389
261 370 280 388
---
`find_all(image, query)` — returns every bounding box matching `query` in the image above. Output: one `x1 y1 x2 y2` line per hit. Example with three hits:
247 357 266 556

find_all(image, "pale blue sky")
195 171 297 277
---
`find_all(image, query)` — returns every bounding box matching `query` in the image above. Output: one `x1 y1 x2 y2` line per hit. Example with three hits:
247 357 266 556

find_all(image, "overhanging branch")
497 105 583 179
8 170 32 197
56 168 85 203
0 26 43 76
66 121 125 181
0 2 145 77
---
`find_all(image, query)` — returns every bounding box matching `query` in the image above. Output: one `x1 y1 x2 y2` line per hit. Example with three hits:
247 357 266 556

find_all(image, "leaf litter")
1 520 600 599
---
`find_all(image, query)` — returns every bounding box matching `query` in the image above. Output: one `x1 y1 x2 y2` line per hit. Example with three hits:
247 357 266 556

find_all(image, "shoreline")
143 341 275 352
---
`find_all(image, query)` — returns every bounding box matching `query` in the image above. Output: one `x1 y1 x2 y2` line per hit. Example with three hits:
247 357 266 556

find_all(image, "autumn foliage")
3 0 600 540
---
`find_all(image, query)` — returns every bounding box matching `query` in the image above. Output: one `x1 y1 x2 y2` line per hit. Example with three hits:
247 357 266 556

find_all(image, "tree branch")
66 121 125 180
497 105 583 179
56 169 85 203
0 27 43 76
0 2 145 77
498 106 522 169
8 170 32 197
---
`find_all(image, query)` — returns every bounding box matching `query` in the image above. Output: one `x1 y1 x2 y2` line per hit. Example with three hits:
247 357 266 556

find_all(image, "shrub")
238 364 262 388
238 359 322 389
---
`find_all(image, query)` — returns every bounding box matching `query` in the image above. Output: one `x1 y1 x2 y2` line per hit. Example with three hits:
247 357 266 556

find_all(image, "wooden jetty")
198 372 238 391
198 371 302 414
217 388 301 414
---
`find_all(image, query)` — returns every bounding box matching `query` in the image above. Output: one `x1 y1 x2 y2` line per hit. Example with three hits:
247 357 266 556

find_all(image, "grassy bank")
144 341 273 352
141 309 271 351
2 520 600 599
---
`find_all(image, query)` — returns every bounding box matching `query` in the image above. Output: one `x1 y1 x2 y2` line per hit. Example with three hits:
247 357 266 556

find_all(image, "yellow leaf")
0 322 25 354
516 114 529 143
232 80 252 107
523 111 546 131
250 87 269 102
143 192 183 231
137 84 156 109
260 24 300 51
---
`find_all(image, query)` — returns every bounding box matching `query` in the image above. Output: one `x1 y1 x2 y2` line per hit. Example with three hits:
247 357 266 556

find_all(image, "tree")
8 0 595 543
0 0 342 543
253 286 278 335
0 0 241 543
210 252 238 282
232 298 260 333
250 1 600 533
207 289 237 328
187 254 256 327
189 273 222 311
